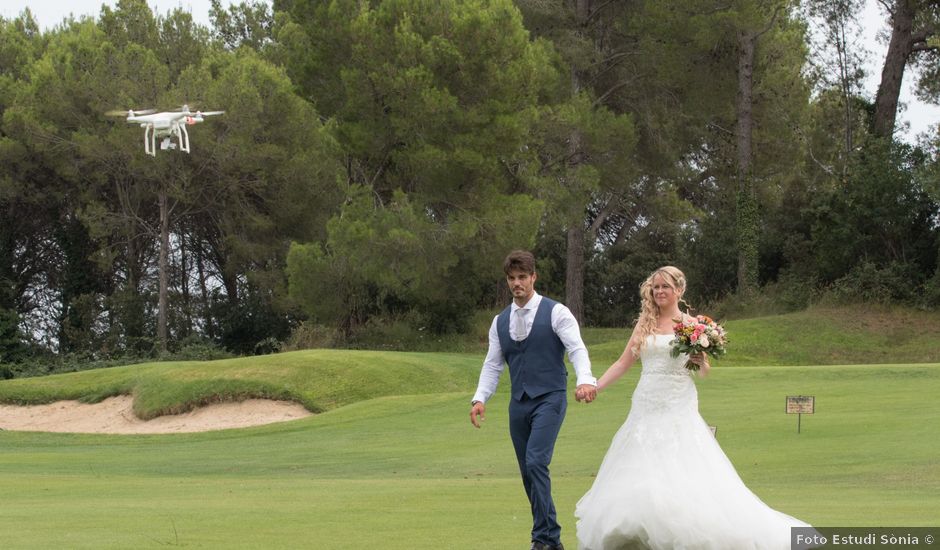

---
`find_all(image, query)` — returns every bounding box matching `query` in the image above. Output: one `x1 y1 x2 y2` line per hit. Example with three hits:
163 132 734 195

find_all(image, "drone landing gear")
144 125 155 156
141 120 196 156
178 123 190 153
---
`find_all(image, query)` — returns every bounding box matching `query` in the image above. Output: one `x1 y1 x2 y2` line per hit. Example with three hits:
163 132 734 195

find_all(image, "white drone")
107 105 224 156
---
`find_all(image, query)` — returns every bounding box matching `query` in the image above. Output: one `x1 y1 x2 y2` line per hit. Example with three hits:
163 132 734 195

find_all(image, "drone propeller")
105 108 156 117
197 111 225 116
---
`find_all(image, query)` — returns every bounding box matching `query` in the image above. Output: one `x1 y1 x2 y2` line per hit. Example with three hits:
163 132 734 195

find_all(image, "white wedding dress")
575 333 811 550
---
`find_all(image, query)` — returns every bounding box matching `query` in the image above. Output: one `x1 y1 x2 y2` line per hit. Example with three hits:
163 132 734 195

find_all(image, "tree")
872 0 940 139
667 0 809 296
2 15 165 353
209 0 275 52
513 0 643 323
0 9 52 339
723 1 794 294
516 0 811 308
174 47 343 350
157 8 210 81
803 0 868 165
281 0 555 331
3 1 341 357
811 139 939 295
0 306 28 365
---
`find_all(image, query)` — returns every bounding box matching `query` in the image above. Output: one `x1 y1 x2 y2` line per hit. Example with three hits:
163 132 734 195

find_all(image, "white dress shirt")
472 292 596 404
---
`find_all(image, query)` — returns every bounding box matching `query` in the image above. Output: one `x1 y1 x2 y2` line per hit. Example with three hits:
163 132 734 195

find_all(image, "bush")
170 337 234 361
698 270 820 320
1 340 234 380
923 269 940 308
344 310 492 353
282 322 342 350
253 337 281 356
703 291 784 320
810 141 938 286
0 361 13 380
348 317 422 351
762 272 821 312
824 261 917 304
2 353 145 379
0 307 29 363
209 289 294 356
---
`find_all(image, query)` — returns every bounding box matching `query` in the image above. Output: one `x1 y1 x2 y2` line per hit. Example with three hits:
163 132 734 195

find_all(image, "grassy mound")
0 349 480 419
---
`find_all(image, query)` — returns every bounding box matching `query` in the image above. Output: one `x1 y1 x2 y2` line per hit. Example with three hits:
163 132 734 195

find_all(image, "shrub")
924 269 940 308
824 261 917 304
282 322 342 351
170 337 234 361
253 337 281 356
344 310 491 353
0 307 29 363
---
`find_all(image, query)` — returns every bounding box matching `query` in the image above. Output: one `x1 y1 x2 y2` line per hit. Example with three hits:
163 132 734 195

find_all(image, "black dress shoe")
530 542 564 550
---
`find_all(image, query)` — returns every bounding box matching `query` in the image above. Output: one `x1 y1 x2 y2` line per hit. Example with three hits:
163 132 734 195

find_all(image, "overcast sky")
1 0 230 29
2 0 937 143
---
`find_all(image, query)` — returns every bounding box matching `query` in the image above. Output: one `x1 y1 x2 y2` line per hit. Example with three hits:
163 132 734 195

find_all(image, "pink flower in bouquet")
670 315 728 372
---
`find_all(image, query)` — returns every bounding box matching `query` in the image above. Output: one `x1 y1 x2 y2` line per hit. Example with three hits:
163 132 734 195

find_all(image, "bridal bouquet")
670 315 728 372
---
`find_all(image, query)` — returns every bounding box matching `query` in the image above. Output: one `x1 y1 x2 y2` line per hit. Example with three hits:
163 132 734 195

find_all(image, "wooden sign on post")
786 395 815 433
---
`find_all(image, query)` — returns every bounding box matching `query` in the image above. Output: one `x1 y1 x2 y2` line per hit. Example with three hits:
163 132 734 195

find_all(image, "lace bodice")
631 333 697 414
639 333 692 377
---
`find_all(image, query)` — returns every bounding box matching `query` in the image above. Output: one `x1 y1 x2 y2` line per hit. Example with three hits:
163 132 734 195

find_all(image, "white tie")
513 308 528 341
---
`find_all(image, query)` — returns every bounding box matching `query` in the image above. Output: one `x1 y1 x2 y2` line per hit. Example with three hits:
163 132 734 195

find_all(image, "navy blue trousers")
508 390 567 546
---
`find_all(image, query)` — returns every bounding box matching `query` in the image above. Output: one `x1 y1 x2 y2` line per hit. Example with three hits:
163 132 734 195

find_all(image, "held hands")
575 384 597 403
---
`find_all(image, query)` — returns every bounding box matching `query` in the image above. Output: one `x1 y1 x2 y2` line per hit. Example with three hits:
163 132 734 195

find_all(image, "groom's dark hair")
504 250 536 275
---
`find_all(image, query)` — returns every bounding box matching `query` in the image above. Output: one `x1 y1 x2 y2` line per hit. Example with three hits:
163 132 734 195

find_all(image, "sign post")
786 395 815 433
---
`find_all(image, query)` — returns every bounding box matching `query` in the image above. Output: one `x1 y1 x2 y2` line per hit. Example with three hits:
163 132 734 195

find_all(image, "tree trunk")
564 0 591 324
157 187 169 355
179 224 192 339
565 223 586 323
221 270 239 305
124 221 145 346
837 22 853 159
873 0 916 139
496 278 511 309
194 239 214 340
735 30 759 294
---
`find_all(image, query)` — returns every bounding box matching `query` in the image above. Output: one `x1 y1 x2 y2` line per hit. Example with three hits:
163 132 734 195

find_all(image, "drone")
106 105 224 156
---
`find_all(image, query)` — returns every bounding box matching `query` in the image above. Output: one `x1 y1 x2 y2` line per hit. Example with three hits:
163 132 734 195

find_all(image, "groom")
470 250 597 550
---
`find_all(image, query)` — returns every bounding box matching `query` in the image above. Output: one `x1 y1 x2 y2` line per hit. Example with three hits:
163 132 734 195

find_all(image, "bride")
575 266 811 550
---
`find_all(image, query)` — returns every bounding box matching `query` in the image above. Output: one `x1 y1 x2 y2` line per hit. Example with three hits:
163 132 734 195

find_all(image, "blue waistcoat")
497 297 568 401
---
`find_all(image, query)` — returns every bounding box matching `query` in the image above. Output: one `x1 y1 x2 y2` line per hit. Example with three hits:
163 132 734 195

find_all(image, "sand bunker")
0 395 312 434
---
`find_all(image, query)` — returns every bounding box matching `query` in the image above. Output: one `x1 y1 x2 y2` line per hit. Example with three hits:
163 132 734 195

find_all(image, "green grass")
585 304 940 366
1 364 938 548
1 305 939 548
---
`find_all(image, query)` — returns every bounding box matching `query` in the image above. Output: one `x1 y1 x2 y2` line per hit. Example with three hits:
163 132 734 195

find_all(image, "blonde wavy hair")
633 266 690 355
